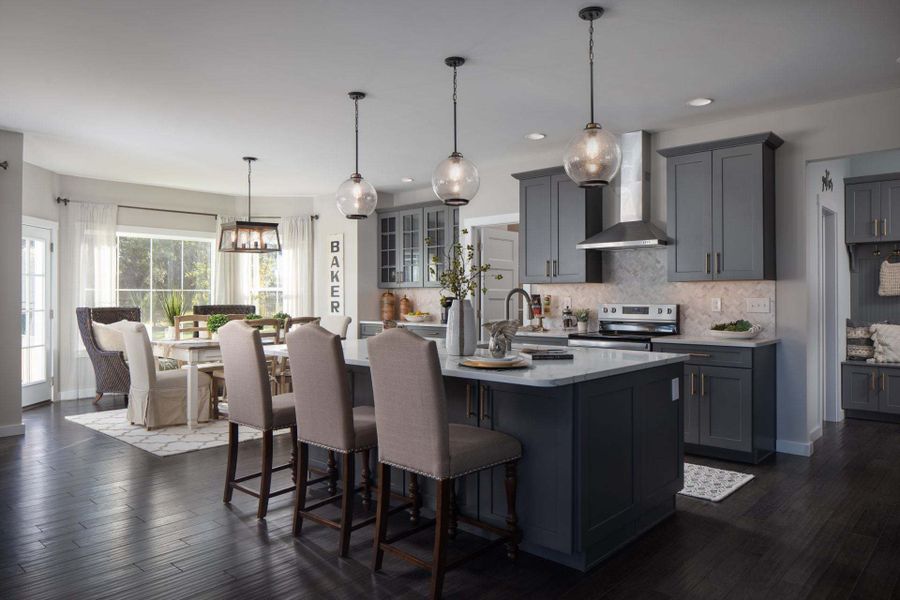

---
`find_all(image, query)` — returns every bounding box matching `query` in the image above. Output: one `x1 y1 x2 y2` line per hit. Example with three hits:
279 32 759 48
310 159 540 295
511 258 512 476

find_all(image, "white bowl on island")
707 323 762 339
403 313 430 323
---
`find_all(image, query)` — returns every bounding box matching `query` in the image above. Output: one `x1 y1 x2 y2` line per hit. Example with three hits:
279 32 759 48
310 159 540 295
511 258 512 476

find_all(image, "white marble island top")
266 340 687 388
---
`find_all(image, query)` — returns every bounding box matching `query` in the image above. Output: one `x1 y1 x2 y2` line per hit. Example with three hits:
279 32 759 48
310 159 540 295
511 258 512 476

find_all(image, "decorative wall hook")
0 161 8 170
55 196 69 206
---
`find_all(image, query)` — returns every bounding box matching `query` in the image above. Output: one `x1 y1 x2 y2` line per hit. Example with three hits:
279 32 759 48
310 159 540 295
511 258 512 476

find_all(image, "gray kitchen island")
267 342 689 571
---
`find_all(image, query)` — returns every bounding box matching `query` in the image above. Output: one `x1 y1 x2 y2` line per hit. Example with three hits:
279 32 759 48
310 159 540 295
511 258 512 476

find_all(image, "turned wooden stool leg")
223 423 239 503
448 483 459 539
372 462 391 572
338 453 355 557
361 449 372 510
431 478 451 600
408 473 421 524
327 450 338 497
257 430 274 519
290 425 298 483
292 441 309 537
505 461 519 560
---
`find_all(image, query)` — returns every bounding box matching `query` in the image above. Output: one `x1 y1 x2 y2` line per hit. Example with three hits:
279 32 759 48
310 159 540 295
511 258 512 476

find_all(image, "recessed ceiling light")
400 177 414 183
687 97 713 107
525 132 546 141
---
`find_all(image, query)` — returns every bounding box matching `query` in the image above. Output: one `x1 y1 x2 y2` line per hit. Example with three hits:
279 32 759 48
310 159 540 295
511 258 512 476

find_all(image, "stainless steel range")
568 303 679 350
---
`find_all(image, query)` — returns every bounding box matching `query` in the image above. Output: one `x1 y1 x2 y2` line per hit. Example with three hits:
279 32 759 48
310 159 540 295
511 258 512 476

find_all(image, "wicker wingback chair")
76 306 141 404
193 305 256 316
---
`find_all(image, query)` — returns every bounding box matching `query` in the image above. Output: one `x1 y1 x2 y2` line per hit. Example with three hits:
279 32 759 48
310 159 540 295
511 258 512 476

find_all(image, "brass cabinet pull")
871 372 877 391
689 352 712 358
715 252 721 274
479 384 490 421
705 253 710 274
465 382 475 417
882 372 886 392
545 260 550 277
883 218 888 237
553 260 558 276
875 219 880 237
690 372 696 396
700 373 706 397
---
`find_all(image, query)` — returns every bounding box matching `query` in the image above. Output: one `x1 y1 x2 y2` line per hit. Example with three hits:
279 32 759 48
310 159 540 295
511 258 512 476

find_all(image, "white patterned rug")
65 409 289 457
679 463 755 502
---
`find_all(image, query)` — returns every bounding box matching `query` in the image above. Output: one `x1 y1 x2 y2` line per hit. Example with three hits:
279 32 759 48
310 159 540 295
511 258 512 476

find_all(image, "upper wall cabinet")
377 203 458 289
845 173 900 244
513 167 603 284
659 132 782 282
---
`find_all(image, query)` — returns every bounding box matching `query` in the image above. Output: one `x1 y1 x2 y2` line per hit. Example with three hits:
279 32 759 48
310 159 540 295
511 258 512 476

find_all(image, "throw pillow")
870 323 900 363
92 320 128 353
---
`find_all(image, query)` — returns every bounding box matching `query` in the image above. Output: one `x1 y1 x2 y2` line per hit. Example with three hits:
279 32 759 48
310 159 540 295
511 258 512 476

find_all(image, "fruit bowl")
404 313 430 323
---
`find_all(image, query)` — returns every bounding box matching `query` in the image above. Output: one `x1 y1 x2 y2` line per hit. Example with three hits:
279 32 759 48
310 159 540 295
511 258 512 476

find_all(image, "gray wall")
0 130 24 437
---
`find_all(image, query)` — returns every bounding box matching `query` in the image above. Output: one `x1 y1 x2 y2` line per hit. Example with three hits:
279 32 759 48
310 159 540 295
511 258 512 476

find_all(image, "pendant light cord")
354 96 360 174
246 159 252 220
588 18 595 124
452 64 458 154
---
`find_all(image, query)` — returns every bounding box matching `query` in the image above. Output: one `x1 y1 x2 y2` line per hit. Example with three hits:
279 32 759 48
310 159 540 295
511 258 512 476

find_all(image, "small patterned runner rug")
679 463 754 502
65 408 288 457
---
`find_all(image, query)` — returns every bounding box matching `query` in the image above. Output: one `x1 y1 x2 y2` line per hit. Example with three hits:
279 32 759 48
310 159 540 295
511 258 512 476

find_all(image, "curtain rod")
54 197 319 220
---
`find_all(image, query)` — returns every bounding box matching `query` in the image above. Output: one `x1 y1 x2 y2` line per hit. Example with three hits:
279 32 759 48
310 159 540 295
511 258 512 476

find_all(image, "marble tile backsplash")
532 249 776 337
382 287 445 319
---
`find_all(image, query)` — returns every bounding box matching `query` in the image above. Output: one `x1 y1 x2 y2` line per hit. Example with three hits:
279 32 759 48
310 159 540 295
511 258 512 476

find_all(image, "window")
248 252 282 316
116 232 213 338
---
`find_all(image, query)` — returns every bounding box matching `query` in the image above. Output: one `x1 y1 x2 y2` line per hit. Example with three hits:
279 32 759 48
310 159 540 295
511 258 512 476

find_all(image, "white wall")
0 130 24 436
849 148 900 177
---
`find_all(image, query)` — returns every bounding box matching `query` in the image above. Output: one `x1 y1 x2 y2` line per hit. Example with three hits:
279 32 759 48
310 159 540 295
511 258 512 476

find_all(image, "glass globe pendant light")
218 157 281 253
432 56 479 206
563 6 621 187
336 91 378 219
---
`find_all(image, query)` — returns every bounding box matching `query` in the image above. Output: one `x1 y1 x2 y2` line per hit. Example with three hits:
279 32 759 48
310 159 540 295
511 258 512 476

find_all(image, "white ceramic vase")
165 325 176 340
446 299 476 356
577 321 589 333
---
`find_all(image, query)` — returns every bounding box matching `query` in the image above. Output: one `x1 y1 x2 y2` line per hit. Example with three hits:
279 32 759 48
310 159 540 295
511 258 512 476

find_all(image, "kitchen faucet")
506 288 536 324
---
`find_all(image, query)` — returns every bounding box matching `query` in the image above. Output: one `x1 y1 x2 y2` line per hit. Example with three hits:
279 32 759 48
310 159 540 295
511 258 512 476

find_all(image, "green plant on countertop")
711 319 753 332
206 314 229 334
573 308 591 323
161 292 184 326
272 311 291 323
428 229 502 300
244 313 263 321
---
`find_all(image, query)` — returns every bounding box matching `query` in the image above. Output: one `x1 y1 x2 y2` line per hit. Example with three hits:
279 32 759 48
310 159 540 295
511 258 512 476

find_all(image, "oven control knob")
657 308 663 314
667 308 673 314
611 307 616 313
603 307 608 313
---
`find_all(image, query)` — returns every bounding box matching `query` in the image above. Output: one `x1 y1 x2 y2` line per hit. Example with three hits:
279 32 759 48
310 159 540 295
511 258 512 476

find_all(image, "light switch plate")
563 297 572 309
711 297 722 312
746 298 771 313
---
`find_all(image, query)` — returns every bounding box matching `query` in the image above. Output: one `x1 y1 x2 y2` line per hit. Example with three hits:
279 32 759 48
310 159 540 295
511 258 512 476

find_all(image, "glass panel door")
22 224 53 406
400 210 422 286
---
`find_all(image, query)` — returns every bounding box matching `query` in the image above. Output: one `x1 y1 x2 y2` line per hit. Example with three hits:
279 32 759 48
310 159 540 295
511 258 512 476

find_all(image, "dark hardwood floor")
2 399 900 599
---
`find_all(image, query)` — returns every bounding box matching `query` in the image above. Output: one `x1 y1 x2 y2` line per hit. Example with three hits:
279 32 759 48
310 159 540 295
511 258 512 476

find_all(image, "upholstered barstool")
286 324 382 556
218 320 298 519
367 328 522 599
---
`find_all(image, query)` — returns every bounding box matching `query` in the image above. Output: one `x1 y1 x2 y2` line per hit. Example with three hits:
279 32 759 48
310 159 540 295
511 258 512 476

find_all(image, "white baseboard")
776 438 814 457
58 387 98 401
809 426 823 442
0 423 25 438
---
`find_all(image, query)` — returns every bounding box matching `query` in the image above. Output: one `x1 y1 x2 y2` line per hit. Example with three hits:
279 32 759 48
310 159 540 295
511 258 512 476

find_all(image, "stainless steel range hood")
576 130 668 250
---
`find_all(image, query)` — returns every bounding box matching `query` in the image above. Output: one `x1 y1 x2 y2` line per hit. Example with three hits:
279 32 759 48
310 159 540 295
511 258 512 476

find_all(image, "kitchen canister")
380 291 396 321
399 294 412 318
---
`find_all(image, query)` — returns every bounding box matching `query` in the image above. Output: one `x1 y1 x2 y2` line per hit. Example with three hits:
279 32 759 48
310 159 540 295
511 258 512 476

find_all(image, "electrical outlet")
746 298 771 313
711 297 722 312
563 297 572 309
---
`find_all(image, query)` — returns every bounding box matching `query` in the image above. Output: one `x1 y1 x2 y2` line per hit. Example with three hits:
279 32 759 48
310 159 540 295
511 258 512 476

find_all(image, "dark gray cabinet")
841 362 900 419
844 174 900 244
377 203 458 289
653 342 776 463
659 132 781 282
513 167 603 284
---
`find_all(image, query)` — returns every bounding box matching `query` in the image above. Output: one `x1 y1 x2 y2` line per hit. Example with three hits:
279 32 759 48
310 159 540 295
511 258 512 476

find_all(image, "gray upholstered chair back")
320 315 352 339
218 320 273 430
367 328 450 478
117 321 158 391
286 324 355 451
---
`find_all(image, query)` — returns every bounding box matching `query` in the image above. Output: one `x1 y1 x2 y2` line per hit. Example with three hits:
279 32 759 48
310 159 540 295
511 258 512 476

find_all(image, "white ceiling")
2 0 899 196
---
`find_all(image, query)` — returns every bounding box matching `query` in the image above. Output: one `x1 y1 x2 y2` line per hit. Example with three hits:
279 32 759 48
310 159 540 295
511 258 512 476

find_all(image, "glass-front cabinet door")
398 209 423 286
378 213 398 287
424 206 459 288
378 204 456 289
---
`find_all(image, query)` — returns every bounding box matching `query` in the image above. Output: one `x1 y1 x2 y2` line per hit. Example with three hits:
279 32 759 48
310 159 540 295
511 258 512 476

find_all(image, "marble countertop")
513 328 574 339
650 335 780 348
266 340 687 388
360 320 446 328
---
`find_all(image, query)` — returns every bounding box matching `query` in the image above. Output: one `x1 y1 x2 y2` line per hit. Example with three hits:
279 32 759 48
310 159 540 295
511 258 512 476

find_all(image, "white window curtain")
59 201 118 398
213 215 248 305
280 215 314 317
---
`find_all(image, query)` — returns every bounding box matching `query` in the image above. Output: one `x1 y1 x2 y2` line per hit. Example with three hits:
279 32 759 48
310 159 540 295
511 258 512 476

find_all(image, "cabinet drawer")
404 325 446 339
653 343 751 368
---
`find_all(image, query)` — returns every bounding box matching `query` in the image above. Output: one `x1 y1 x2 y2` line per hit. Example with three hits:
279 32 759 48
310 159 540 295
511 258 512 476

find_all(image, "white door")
478 227 519 337
22 224 53 406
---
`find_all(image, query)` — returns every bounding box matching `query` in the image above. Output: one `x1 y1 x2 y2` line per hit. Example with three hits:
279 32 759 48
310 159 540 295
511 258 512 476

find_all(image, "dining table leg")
186 357 199 430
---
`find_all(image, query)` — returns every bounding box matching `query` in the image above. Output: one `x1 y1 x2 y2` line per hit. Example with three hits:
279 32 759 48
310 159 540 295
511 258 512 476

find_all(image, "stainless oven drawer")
568 339 651 351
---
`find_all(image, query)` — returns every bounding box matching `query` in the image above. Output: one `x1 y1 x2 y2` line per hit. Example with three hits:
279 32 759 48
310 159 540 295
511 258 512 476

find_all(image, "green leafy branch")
427 229 502 300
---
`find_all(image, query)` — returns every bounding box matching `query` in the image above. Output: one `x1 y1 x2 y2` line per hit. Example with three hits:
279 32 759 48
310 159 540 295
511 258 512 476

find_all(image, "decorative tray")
458 357 530 370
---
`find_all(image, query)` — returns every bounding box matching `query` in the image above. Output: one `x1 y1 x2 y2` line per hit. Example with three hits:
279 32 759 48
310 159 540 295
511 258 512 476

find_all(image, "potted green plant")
429 229 502 356
206 314 229 340
574 308 591 334
161 292 184 339
273 311 291 324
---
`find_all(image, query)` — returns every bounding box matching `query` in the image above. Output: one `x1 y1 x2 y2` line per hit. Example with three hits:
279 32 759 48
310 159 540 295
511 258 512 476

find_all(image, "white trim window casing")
115 231 214 338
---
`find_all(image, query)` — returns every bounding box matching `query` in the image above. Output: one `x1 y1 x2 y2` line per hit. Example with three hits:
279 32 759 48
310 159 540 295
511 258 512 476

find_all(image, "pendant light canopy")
336 91 378 219
563 6 621 188
432 56 479 206
218 157 281 253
